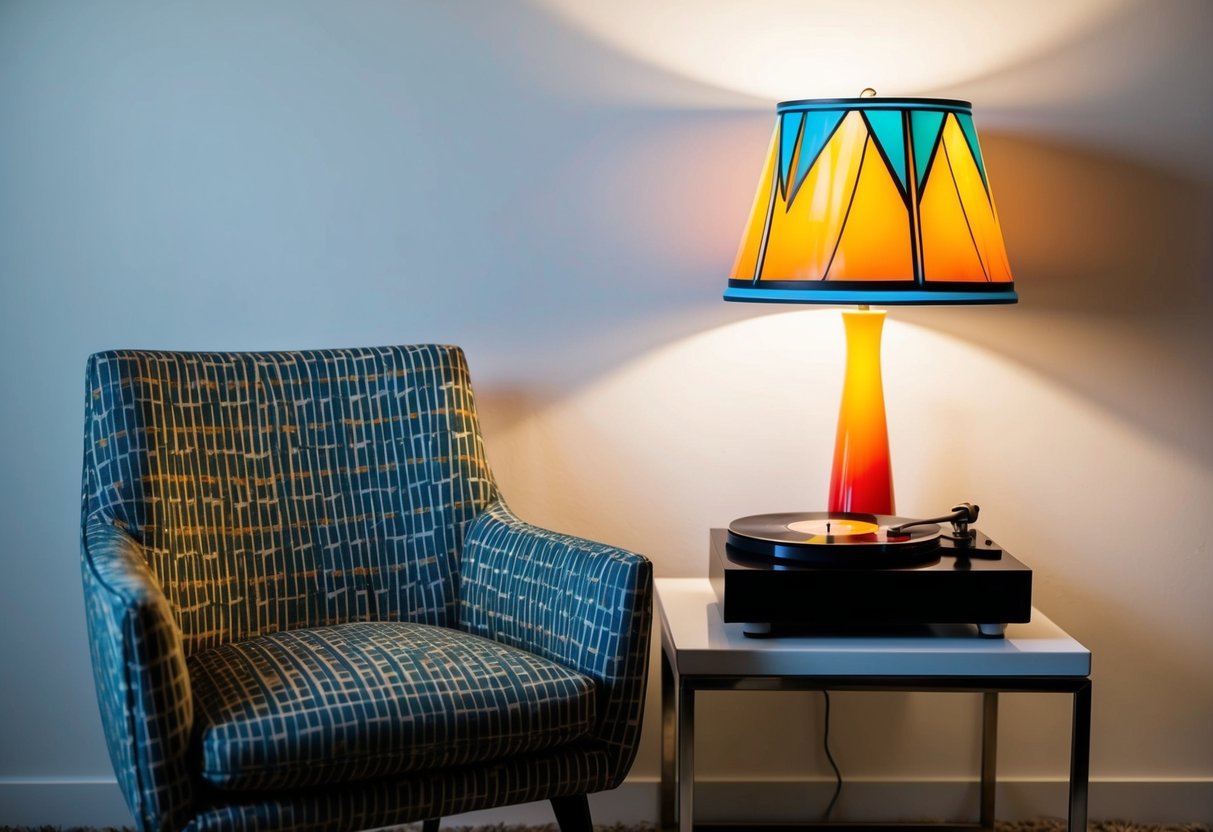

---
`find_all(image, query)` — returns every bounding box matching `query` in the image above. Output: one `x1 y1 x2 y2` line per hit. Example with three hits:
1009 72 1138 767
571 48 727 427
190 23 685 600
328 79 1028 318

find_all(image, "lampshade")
726 97 1016 305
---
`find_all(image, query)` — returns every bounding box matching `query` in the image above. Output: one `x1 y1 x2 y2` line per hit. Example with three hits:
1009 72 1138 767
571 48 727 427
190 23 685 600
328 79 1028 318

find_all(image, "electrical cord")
821 691 843 819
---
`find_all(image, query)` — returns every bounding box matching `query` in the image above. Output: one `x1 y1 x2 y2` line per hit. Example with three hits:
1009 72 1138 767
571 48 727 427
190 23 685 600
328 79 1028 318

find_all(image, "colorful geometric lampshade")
727 97 1016 305
725 95 1016 516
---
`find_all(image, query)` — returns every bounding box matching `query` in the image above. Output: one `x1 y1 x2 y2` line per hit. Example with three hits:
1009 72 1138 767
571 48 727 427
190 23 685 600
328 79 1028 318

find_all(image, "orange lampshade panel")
829 129 915 283
918 113 1013 283
726 98 1016 305
731 129 779 283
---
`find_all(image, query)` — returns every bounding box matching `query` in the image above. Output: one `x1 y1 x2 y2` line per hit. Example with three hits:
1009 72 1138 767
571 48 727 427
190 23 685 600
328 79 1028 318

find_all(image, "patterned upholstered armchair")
80 345 652 832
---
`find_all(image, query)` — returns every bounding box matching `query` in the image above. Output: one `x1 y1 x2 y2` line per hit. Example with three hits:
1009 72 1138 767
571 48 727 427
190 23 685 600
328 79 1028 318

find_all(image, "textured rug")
5 823 1211 831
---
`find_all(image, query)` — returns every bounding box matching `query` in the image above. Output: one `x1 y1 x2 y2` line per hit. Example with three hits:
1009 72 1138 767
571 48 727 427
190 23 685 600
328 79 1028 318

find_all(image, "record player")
709 503 1032 637
713 95 1034 639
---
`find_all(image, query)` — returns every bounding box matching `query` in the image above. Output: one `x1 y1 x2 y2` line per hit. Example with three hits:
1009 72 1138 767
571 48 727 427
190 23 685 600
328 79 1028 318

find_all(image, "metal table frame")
660 622 1092 832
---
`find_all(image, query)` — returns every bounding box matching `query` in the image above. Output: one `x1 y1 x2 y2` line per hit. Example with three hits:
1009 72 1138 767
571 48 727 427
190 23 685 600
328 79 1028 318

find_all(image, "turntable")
709 503 1031 637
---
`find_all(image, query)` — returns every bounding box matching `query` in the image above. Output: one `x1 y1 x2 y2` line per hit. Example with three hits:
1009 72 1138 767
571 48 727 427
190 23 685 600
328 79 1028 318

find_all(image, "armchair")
80 345 652 832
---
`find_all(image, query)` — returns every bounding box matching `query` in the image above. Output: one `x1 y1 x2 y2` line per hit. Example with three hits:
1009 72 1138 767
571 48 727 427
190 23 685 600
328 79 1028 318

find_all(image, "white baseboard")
676 778 1213 825
1 777 1209 827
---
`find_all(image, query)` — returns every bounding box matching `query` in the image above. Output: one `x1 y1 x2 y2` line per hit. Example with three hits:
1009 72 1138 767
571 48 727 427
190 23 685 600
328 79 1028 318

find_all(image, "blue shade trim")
863 109 908 195
724 286 1018 305
911 110 946 189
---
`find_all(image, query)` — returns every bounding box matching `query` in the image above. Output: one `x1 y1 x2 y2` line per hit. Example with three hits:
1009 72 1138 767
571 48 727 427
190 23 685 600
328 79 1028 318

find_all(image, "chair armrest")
81 515 193 832
459 501 653 786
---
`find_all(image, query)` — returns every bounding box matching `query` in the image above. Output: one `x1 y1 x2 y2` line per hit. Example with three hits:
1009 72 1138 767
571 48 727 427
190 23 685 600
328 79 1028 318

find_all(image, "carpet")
4 823 1210 832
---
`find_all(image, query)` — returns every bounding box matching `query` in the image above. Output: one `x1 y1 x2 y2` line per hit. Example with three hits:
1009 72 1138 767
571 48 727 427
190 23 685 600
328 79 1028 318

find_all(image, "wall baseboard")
1 777 1209 827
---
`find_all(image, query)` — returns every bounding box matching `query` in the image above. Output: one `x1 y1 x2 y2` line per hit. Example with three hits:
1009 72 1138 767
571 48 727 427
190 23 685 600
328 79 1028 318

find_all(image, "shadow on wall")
1035 565 1213 774
948 0 1213 184
899 134 1213 469
480 134 1213 476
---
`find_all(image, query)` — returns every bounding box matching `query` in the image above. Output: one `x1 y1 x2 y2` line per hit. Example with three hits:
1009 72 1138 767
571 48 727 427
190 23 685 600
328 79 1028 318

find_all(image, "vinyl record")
726 511 942 567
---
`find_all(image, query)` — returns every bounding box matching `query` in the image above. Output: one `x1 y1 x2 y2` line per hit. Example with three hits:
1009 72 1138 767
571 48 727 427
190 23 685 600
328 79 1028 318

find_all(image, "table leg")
662 647 676 830
679 681 696 832
1069 680 1092 832
980 692 999 831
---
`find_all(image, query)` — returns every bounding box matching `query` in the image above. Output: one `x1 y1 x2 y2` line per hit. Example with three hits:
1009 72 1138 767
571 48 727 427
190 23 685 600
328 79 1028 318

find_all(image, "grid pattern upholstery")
461 502 653 785
83 345 499 655
189 621 597 791
81 517 195 832
79 344 653 832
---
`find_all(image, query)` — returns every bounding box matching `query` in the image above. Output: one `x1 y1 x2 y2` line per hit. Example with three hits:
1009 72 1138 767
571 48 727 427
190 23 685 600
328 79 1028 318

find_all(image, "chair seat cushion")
187 622 597 791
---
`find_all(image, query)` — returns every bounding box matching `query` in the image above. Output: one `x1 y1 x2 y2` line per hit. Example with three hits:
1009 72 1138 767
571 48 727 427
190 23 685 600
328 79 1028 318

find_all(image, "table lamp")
726 91 1016 517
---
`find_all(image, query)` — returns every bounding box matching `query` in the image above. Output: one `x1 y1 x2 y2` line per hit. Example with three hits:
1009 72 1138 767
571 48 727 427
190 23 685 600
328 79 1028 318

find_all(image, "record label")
787 517 881 540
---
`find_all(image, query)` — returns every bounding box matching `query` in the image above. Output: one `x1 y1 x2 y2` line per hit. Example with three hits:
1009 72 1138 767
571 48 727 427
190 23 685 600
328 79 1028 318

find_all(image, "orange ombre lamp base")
828 308 894 515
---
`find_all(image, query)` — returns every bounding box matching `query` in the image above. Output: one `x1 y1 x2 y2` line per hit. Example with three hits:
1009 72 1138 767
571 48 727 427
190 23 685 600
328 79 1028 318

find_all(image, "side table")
657 577 1092 832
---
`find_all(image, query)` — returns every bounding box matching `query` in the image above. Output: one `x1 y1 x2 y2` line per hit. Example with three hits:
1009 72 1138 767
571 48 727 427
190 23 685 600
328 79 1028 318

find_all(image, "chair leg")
421 819 440 832
550 793 592 832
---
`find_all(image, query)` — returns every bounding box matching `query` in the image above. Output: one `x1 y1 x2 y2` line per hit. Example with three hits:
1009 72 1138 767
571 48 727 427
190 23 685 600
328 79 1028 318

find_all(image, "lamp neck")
828 307 894 514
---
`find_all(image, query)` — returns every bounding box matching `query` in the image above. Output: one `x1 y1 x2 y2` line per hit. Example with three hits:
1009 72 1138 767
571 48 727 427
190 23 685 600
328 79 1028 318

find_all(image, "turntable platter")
727 511 942 567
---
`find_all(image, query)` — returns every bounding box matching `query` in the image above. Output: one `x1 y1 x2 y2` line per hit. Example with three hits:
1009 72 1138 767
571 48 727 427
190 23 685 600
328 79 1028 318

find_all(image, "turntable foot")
743 622 773 637
978 623 1007 638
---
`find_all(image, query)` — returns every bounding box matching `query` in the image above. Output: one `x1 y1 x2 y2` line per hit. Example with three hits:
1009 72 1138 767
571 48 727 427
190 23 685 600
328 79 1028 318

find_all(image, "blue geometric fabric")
189 621 597 791
83 345 500 655
461 502 653 785
80 345 653 832
81 516 195 832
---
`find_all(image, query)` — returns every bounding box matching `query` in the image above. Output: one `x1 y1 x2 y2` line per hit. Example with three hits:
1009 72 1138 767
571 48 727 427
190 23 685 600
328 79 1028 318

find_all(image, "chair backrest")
82 345 499 655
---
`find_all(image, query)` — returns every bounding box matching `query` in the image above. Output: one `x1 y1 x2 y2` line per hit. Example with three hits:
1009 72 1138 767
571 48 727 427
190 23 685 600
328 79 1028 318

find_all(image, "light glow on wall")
531 0 1130 103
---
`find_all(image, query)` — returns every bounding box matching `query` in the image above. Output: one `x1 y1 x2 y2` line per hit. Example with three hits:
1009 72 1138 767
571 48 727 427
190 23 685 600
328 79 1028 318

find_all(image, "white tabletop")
657 578 1091 678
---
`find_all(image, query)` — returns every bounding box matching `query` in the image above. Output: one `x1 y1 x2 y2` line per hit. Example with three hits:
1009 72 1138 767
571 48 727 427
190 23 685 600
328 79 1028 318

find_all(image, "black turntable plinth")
709 518 1032 637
